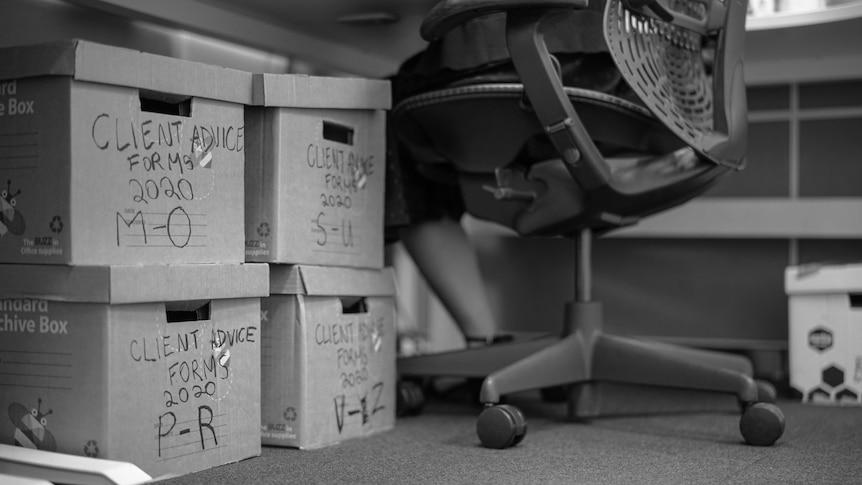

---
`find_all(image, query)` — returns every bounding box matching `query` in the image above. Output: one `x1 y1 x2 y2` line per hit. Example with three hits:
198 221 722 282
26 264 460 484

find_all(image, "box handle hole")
850 293 862 309
323 121 354 145
166 300 211 322
341 297 368 314
140 90 192 117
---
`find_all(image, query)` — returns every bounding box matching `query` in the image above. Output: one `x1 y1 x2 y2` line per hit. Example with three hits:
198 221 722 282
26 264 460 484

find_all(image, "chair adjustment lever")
482 168 537 201
483 186 536 200
546 117 574 135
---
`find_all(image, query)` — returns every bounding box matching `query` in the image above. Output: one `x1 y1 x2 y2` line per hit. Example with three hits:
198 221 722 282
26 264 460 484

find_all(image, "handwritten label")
127 322 257 459
89 112 243 249
333 382 386 434
315 318 385 388
313 316 387 434
305 139 375 254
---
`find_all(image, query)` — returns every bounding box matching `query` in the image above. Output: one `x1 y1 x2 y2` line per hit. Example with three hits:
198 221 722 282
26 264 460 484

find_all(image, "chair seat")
394 83 724 235
394 83 687 175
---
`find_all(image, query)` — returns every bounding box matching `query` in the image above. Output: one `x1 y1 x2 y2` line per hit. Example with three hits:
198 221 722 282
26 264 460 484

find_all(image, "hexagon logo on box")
836 388 859 404
806 388 830 403
805 364 861 405
808 327 833 353
822 365 844 388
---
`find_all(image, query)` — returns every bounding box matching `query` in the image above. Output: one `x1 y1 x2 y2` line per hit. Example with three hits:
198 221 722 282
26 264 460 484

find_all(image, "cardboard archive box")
261 264 397 448
0 40 251 265
786 263 862 405
0 263 269 478
245 73 391 269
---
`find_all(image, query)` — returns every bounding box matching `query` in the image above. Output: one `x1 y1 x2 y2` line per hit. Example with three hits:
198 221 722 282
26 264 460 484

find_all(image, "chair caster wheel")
477 404 527 449
755 380 777 404
740 402 785 446
739 380 779 411
396 380 426 417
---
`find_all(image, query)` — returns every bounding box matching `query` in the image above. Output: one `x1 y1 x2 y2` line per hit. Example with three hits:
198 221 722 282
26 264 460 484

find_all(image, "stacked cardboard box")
261 265 397 449
0 40 269 479
244 73 390 269
786 263 862 406
0 40 250 265
0 38 398 468
245 73 398 449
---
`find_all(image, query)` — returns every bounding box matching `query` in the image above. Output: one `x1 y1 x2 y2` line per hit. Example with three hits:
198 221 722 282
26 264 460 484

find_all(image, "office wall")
469 81 862 355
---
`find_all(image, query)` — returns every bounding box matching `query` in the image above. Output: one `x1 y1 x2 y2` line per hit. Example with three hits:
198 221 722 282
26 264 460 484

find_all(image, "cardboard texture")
261 264 397 449
786 263 862 406
0 40 252 265
0 263 269 478
245 73 391 269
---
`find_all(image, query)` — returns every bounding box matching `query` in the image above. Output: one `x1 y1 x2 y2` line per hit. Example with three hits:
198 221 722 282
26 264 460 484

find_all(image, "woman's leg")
400 217 498 343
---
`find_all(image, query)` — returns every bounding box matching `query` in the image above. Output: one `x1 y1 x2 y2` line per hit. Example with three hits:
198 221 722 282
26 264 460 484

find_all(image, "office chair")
392 0 786 448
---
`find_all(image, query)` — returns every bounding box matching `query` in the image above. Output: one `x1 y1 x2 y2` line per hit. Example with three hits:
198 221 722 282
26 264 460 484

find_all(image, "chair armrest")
420 0 588 41
505 10 612 190
708 0 748 165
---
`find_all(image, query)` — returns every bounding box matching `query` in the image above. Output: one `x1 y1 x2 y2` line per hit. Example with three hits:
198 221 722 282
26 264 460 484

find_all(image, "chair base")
399 300 758 415
563 381 741 419
398 299 785 447
397 225 785 447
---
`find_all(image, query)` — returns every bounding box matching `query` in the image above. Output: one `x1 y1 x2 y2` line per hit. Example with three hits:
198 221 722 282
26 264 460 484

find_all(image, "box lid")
0 39 254 105
252 72 391 109
785 263 862 295
269 264 395 296
0 263 269 304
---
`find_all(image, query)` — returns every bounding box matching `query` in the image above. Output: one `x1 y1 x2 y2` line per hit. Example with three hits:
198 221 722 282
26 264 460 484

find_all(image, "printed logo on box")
0 180 25 237
8 397 57 452
0 81 36 117
0 299 67 334
246 223 271 258
804 364 861 405
808 327 833 353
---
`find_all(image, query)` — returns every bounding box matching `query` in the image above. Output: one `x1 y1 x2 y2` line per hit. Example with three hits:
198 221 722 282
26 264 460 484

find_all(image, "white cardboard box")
0 40 251 265
244 73 390 269
261 264 397 448
786 263 862 405
0 263 269 478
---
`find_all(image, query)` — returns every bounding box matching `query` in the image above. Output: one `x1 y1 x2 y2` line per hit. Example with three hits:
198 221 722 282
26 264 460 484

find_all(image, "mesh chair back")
604 0 748 168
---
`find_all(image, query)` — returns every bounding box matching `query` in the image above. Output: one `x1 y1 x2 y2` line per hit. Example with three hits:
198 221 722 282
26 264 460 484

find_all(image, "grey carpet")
160 387 862 485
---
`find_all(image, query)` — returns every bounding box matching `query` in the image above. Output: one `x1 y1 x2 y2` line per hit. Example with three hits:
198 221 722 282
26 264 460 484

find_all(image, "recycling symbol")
84 439 100 457
49 215 64 234
283 407 297 421
257 222 271 238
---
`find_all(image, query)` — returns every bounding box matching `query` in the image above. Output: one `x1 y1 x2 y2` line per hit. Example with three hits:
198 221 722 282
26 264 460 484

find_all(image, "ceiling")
196 0 438 71
67 0 862 83
69 0 438 77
